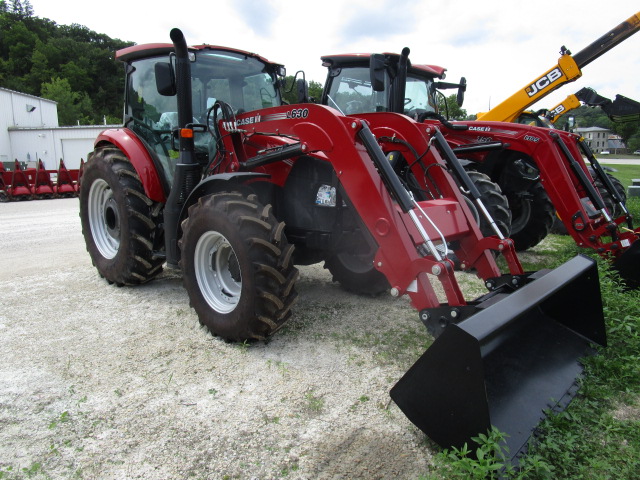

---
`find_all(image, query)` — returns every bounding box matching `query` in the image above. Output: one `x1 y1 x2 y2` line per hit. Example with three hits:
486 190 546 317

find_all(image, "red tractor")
319 48 640 288
80 29 606 458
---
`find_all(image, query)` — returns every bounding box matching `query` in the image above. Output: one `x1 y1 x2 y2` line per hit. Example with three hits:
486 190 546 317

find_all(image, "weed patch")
427 239 640 479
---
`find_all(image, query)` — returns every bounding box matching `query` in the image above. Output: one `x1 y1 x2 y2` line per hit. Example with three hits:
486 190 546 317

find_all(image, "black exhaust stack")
390 48 410 114
163 28 202 267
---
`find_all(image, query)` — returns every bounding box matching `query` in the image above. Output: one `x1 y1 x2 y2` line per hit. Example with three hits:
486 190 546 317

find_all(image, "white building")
1 87 116 170
574 126 628 154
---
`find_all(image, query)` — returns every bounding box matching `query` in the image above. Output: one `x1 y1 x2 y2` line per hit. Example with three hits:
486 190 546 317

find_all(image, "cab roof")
116 43 283 69
320 52 446 79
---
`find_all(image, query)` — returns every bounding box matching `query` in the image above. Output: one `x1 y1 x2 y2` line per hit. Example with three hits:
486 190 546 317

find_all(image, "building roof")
608 138 626 149
8 125 120 131
0 86 57 104
575 126 610 133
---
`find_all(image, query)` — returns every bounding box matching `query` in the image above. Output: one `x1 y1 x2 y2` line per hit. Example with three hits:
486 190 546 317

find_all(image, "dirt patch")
1 198 453 479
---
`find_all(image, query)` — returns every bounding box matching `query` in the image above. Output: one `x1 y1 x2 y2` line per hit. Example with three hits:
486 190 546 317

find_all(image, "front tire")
79 147 164 285
324 193 390 296
508 182 554 251
179 192 298 341
464 171 511 238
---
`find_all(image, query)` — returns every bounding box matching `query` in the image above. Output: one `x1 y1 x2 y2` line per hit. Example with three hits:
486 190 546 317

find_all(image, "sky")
26 0 640 117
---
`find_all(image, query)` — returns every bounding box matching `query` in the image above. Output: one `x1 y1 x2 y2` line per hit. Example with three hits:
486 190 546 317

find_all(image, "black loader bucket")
612 239 640 290
390 255 606 459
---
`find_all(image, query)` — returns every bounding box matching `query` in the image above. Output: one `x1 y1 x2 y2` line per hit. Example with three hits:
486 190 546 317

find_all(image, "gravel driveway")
0 198 459 479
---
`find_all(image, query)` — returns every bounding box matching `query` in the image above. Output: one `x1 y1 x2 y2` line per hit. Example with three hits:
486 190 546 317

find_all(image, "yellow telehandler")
476 12 639 123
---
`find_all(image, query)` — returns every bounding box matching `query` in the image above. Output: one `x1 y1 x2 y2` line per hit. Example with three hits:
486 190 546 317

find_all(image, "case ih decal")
225 108 310 131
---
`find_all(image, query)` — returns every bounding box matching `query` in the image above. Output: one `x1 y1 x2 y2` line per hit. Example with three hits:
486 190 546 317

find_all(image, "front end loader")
80 29 607 459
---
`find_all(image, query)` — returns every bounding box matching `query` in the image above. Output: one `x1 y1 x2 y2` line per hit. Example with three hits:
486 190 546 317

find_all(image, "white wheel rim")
194 231 241 313
88 178 120 259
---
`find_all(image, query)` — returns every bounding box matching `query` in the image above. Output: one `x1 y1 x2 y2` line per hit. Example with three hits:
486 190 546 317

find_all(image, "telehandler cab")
80 29 606 459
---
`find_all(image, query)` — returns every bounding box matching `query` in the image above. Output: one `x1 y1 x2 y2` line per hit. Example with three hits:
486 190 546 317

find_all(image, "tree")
0 9 132 122
437 93 467 120
281 75 323 105
41 76 93 125
555 104 640 152
9 0 32 17
612 120 640 146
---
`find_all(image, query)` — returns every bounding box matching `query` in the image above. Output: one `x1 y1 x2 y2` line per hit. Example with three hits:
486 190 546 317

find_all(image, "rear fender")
94 128 166 203
177 172 270 239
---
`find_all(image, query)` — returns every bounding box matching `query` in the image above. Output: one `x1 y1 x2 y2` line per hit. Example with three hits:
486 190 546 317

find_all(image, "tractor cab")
514 110 557 128
321 53 446 118
320 52 467 121
116 43 286 187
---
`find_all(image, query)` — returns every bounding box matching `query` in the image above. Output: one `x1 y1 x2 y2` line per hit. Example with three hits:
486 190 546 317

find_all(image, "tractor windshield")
124 48 282 186
404 75 436 118
325 67 384 114
325 65 437 117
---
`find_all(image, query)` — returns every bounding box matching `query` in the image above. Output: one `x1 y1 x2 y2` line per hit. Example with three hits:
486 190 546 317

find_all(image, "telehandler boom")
476 12 640 123
80 28 607 459
546 87 640 124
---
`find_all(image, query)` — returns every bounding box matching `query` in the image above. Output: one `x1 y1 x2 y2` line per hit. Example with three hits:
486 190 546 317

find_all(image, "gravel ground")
0 197 476 480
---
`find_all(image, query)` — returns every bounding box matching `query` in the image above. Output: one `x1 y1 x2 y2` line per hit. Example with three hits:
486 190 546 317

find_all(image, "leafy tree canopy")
555 104 640 150
281 74 323 105
0 0 133 125
437 93 468 120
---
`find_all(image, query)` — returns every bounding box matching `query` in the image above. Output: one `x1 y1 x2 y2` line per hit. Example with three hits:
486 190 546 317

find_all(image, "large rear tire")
79 147 164 285
179 192 298 341
508 182 554 251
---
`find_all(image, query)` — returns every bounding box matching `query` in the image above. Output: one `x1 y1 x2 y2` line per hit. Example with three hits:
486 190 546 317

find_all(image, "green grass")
426 244 640 479
604 163 640 189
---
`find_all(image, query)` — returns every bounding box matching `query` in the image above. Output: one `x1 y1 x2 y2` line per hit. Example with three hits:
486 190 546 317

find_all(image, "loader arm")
216 105 524 312
476 12 640 123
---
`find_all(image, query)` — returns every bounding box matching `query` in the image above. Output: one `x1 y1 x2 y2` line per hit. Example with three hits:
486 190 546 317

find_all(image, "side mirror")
456 77 467 107
155 62 176 96
370 54 386 92
296 78 309 103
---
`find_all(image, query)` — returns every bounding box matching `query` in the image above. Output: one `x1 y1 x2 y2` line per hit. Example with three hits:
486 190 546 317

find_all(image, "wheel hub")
104 197 121 239
88 178 120 259
196 232 241 313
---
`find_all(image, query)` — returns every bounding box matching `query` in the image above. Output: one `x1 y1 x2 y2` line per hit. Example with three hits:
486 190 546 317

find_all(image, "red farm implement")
0 159 83 201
